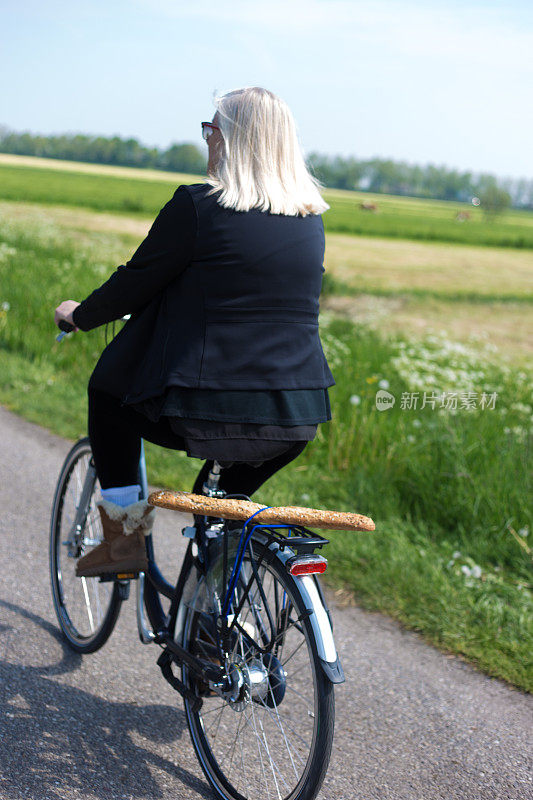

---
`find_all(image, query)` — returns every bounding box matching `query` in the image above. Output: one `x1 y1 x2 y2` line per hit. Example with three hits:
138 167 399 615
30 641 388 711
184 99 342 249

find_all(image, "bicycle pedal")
98 572 138 583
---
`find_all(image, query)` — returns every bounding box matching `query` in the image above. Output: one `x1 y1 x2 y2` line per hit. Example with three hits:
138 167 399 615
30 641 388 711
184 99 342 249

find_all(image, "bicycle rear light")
287 555 327 576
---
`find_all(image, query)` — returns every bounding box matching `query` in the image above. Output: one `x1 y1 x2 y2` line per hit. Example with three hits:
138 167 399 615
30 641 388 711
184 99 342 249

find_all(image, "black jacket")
73 183 335 405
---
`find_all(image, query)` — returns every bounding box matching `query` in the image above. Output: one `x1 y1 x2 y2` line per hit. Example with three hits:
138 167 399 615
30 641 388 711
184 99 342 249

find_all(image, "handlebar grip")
58 319 75 333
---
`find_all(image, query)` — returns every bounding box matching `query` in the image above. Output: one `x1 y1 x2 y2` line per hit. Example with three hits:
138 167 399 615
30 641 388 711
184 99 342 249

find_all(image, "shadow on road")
0 600 211 800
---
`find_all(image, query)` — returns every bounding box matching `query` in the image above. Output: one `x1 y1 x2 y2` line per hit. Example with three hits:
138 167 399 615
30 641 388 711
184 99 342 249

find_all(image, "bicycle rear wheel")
50 437 122 653
179 538 335 800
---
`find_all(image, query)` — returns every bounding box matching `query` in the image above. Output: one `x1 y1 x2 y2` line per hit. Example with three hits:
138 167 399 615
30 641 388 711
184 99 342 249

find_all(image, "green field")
1 155 532 248
0 158 531 691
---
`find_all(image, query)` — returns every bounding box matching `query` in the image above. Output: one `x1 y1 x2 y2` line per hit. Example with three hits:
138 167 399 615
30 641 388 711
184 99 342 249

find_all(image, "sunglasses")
201 121 220 141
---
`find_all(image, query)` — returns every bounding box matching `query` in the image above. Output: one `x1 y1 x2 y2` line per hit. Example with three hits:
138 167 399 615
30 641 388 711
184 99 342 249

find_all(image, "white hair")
205 87 329 217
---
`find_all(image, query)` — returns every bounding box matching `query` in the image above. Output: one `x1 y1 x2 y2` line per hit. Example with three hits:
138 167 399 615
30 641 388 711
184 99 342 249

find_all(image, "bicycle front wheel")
180 539 335 800
50 437 122 653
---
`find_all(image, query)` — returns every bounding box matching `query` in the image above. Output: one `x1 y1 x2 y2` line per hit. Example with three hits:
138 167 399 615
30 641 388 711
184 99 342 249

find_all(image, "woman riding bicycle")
53 86 335 578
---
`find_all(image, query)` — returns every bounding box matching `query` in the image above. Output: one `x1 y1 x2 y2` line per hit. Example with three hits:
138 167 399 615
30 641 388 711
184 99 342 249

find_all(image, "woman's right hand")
54 300 80 331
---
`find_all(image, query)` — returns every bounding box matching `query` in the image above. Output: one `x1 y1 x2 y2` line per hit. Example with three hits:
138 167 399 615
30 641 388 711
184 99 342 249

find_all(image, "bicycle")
50 319 375 800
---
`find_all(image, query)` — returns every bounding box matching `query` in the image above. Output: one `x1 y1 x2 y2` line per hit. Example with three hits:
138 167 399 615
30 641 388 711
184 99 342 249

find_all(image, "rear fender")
267 542 345 684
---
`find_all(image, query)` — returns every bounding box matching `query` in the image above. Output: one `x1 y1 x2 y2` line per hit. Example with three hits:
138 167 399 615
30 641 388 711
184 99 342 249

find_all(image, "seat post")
202 460 224 496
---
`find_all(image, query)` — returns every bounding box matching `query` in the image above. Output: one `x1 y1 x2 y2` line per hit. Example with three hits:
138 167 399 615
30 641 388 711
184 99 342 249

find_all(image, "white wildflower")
471 565 482 579
461 565 471 576
452 551 461 560
412 419 422 428
511 402 532 415
378 379 390 390
512 426 526 442
0 243 17 262
1 301 10 311
349 394 361 406
518 526 529 538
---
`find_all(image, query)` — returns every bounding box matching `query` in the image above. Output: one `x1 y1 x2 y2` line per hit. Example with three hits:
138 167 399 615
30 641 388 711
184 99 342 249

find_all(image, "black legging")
88 387 307 497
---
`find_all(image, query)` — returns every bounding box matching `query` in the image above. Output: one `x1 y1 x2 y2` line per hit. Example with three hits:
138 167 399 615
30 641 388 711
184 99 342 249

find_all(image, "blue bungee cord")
221 508 294 618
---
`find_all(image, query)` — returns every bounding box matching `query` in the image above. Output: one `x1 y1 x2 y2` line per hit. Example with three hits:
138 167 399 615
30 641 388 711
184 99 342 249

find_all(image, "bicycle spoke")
74 461 83 500
69 485 79 513
248 701 289 797
197 703 227 717
80 577 95 632
258 710 288 797
268 614 302 651
284 683 315 713
246 703 269 796
256 685 306 770
92 579 103 625
258 696 310 751
205 704 225 737
238 722 248 797
226 712 245 769
281 638 305 668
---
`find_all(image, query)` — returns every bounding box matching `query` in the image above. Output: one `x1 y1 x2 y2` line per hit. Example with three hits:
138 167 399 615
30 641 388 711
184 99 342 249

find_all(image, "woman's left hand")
54 300 80 331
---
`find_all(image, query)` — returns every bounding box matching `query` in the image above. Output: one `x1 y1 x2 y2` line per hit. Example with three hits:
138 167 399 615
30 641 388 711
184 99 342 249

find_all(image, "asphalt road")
0 404 531 800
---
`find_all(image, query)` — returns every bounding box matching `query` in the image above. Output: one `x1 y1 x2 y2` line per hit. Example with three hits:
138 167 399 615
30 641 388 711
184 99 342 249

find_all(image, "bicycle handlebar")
56 319 76 343
55 314 130 343
58 320 75 333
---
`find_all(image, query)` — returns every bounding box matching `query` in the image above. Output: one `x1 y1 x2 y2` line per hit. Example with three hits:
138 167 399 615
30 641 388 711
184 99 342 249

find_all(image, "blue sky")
1 0 532 178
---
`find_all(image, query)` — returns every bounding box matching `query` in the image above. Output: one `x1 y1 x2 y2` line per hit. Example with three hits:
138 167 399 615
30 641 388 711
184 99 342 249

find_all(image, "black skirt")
128 386 331 466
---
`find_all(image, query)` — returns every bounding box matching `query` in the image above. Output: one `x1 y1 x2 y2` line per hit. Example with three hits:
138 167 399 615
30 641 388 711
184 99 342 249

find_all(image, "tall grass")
1 162 532 248
0 206 531 690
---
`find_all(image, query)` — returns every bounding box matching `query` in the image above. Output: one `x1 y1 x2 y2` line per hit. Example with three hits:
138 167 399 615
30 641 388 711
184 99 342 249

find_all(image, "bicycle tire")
178 537 335 800
49 437 123 653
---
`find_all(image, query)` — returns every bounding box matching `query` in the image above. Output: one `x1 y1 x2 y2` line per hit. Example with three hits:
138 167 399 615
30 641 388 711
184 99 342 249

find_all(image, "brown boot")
75 499 155 578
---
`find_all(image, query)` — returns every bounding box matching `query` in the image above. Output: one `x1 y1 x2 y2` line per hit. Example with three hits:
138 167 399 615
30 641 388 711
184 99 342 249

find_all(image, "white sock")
101 484 141 507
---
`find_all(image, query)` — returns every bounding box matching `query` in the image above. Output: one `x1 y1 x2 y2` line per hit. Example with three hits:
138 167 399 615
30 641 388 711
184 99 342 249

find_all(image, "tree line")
1 126 531 210
0 127 206 176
